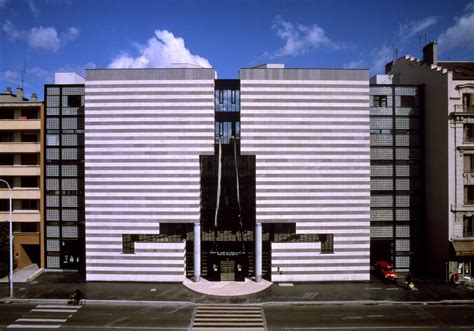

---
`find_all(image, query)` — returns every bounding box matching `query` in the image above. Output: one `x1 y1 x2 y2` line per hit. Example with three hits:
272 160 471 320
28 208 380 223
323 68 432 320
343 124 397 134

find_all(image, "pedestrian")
405 274 414 289
69 289 82 305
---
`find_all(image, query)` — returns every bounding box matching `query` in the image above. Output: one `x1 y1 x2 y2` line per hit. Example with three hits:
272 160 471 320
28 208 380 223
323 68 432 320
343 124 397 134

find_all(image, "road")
264 304 474 330
0 302 472 330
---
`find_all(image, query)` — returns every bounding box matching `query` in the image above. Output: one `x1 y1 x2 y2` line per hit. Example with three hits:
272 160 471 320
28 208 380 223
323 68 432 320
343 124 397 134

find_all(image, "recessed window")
122 234 138 254
320 234 334 254
465 124 474 143
21 154 38 165
21 109 38 119
0 199 9 211
463 93 474 111
400 95 416 108
373 95 388 107
21 177 38 188
464 216 473 237
67 95 82 107
21 199 38 210
464 154 474 173
0 132 13 142
465 186 474 205
21 132 38 142
0 154 14 165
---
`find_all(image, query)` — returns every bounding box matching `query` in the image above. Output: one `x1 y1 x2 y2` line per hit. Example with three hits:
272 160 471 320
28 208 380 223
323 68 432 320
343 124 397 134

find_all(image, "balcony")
0 210 40 223
0 165 40 176
0 142 40 153
0 119 41 131
0 188 40 200
455 104 474 113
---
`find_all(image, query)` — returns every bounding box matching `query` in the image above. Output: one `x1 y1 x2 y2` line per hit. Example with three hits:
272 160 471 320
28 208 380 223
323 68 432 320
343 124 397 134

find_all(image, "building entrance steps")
0 264 43 283
183 278 272 296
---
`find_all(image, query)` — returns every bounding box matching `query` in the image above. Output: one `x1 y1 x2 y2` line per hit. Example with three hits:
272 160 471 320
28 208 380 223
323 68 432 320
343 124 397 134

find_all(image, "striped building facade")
81 66 371 282
240 68 371 281
84 69 215 281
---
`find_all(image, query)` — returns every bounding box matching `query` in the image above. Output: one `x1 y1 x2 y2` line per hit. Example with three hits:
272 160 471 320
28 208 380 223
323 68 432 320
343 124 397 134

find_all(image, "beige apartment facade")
0 87 44 270
387 42 474 281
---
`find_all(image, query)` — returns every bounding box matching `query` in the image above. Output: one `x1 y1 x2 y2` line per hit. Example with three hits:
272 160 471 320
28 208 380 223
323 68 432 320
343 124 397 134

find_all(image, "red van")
374 260 398 281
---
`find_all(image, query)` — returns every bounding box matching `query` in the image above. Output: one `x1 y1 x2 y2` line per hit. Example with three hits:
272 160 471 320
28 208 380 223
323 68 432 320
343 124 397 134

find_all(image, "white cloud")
370 44 394 74
3 70 19 82
27 66 50 78
61 26 79 43
28 26 60 51
3 20 23 40
108 30 211 69
271 16 341 57
0 0 8 8
58 62 96 77
438 10 474 51
2 20 80 52
466 2 474 11
398 17 438 41
344 59 365 69
27 0 40 17
346 45 393 75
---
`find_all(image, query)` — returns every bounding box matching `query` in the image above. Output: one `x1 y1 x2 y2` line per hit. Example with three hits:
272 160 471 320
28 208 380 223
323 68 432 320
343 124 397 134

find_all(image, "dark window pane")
67 95 82 107
400 95 416 107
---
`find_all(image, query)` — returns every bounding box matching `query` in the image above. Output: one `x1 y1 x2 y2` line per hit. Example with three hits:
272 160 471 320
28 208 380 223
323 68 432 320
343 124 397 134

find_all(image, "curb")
2 298 474 306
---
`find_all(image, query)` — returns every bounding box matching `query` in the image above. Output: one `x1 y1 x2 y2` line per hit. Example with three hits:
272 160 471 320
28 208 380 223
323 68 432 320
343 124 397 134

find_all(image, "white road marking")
36 305 74 309
31 308 78 313
15 318 67 323
7 324 61 329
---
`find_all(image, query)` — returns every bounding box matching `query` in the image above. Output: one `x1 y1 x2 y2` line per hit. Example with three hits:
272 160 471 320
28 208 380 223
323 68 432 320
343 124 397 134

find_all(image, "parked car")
374 260 398 281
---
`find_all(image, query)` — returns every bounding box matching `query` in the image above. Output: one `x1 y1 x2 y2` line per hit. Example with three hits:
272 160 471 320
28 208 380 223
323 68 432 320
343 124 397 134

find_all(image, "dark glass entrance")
200 154 255 282
199 79 256 282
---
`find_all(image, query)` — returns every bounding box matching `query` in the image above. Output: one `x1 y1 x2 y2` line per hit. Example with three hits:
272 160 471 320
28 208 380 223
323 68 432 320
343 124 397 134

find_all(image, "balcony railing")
455 104 474 112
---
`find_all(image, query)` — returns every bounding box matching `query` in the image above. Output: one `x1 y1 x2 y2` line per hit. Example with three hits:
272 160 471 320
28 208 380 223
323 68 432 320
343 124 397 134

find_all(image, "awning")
452 241 474 256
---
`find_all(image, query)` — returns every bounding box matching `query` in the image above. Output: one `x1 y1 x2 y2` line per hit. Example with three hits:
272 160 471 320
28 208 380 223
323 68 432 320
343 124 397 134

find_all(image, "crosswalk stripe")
7 324 61 329
8 304 81 329
192 305 265 330
36 305 76 309
31 309 78 313
15 318 67 323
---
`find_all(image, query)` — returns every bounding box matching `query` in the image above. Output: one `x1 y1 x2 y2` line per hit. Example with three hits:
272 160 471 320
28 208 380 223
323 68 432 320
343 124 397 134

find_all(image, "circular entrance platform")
183 278 272 296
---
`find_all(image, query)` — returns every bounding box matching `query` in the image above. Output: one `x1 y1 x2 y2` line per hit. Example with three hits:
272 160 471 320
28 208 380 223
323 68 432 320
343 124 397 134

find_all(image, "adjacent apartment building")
369 76 424 273
386 41 474 280
44 73 85 272
83 66 371 282
0 87 44 270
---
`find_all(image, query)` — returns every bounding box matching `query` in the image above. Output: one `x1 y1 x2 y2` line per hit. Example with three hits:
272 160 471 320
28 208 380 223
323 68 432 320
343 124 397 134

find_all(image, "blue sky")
1 0 474 99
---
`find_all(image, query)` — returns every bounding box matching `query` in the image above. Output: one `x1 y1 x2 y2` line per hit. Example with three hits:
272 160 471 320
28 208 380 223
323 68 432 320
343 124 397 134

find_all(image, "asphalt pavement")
1 271 473 305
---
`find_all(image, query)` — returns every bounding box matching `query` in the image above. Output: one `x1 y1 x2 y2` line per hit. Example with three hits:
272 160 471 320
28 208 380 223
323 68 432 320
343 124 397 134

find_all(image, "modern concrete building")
386 42 474 280
369 76 424 272
0 87 44 270
44 73 85 271
83 65 371 282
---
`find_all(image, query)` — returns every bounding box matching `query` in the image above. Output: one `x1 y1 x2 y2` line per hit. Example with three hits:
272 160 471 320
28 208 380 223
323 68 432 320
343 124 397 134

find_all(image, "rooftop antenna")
419 34 422 55
21 58 26 91
279 46 285 64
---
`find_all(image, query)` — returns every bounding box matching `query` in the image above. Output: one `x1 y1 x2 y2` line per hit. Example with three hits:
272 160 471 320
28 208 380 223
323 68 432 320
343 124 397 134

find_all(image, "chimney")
385 61 395 74
6 87 12 94
16 87 23 101
31 93 38 101
423 41 438 66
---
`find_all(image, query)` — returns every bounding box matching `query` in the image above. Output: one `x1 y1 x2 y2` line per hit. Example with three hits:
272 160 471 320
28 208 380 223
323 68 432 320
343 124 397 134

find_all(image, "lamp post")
0 179 13 300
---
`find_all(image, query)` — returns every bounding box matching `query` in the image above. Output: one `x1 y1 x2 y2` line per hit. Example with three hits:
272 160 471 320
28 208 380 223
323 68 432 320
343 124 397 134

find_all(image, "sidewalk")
1 271 473 305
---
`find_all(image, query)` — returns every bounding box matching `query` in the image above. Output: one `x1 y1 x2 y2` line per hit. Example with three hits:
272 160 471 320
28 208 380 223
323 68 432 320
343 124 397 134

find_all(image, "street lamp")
0 178 13 300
